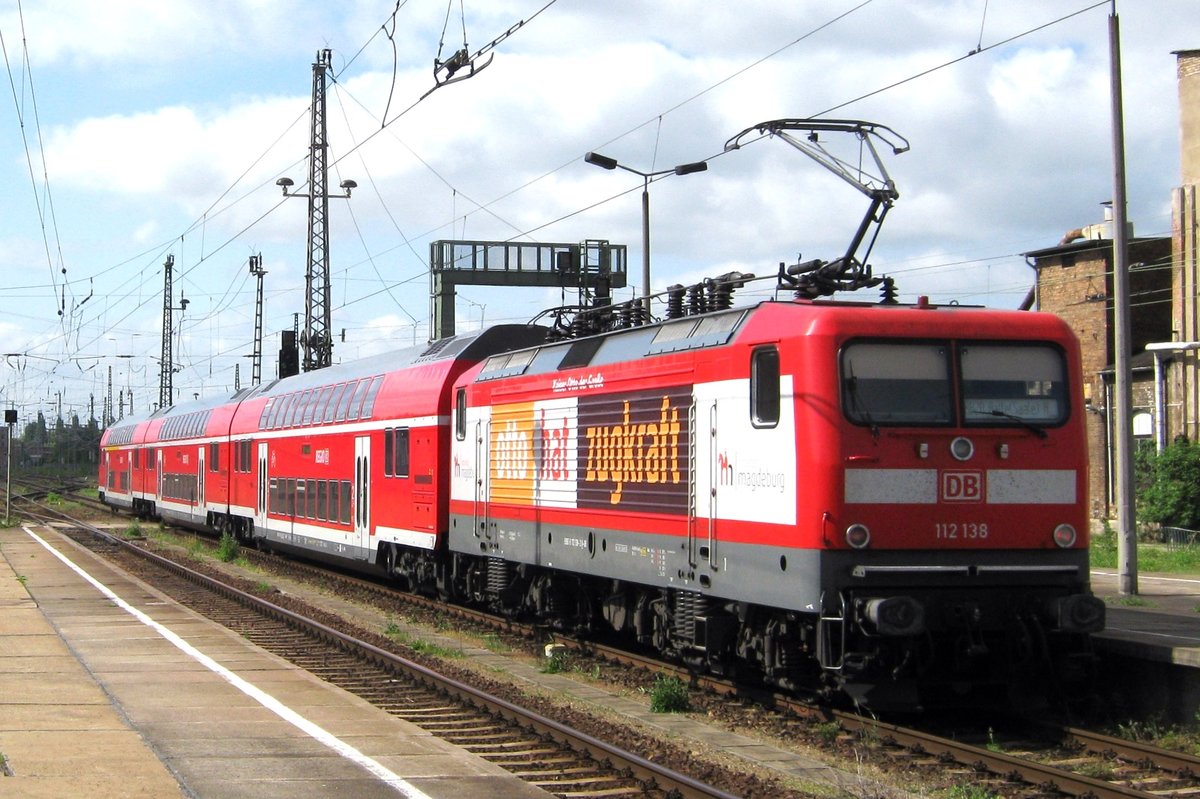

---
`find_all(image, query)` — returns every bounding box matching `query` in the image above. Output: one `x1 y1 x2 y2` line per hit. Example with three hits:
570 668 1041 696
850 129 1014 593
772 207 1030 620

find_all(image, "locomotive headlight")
949 436 974 461
845 524 871 549
1052 523 1077 548
861 596 925 636
1046 594 1106 633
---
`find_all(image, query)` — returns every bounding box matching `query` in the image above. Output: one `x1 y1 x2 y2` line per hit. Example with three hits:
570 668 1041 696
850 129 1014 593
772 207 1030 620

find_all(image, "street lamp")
276 177 357 198
584 151 707 315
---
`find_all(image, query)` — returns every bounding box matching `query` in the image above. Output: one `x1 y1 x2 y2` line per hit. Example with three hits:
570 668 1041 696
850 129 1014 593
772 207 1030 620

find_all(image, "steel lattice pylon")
159 254 174 409
303 49 333 372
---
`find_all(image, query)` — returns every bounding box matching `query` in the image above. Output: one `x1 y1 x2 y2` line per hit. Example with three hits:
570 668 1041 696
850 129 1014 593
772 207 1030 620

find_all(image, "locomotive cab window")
842 342 953 425
961 343 1067 426
750 346 780 428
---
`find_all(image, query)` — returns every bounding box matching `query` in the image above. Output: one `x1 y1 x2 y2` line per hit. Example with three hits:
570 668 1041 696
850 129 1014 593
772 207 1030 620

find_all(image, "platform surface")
0 524 548 799
1091 568 1200 666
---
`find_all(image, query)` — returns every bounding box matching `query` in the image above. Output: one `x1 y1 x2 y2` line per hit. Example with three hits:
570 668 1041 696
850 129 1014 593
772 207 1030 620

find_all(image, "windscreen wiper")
987 409 1048 439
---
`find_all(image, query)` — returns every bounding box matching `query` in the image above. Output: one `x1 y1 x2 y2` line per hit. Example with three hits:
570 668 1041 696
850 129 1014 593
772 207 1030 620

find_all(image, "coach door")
354 436 370 553
256 443 269 532
197 446 206 511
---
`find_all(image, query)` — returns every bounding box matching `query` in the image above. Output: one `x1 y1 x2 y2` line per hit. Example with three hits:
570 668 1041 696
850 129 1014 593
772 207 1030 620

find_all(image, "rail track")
14 500 754 799
24 486 1200 799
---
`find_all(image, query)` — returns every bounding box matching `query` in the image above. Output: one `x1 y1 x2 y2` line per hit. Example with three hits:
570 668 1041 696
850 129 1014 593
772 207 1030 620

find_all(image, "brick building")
1025 231 1172 520
1026 48 1200 525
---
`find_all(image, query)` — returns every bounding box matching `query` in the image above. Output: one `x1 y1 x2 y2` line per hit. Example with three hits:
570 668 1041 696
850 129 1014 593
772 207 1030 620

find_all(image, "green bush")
216 532 239 563
648 674 689 713
1137 440 1200 530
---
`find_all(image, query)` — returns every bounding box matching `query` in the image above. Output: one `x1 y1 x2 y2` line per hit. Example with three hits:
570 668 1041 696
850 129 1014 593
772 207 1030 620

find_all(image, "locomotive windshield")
842 342 953 424
960 343 1067 424
841 341 1068 428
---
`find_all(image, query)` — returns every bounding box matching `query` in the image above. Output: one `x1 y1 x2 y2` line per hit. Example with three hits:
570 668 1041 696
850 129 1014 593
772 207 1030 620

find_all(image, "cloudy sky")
1 0 1197 423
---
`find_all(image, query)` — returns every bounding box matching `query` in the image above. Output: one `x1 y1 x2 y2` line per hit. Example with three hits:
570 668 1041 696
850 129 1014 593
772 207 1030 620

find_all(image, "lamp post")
584 152 707 315
276 176 357 371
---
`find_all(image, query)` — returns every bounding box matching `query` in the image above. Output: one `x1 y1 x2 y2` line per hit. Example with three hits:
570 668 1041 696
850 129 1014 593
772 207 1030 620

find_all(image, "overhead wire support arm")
724 118 910 300
419 1 556 99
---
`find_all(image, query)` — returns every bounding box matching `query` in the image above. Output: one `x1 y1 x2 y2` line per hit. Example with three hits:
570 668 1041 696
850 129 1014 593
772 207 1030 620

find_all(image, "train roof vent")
646 309 746 355
477 348 537 381
558 337 604 370
106 425 137 445
416 335 470 362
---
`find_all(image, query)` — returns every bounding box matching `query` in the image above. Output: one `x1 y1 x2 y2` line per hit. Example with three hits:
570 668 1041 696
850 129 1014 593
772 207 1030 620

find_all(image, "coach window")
335 381 357 422
384 427 395 476
340 481 352 524
344 380 365 420
301 390 318 426
395 428 410 477
209 443 219 472
324 384 345 423
311 386 332 425
361 376 383 419
455 388 467 441
750 346 780 428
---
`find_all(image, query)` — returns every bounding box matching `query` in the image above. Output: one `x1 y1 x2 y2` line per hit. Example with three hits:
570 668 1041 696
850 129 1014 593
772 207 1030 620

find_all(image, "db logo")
942 470 983 502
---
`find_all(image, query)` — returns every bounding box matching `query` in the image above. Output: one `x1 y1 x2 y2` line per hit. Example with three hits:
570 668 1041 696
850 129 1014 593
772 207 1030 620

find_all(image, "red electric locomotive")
443 295 1103 708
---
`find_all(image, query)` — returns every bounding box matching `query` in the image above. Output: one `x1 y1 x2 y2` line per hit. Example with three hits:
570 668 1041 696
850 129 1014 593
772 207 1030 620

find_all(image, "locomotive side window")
455 388 467 441
750 347 780 428
961 344 1067 425
842 342 953 425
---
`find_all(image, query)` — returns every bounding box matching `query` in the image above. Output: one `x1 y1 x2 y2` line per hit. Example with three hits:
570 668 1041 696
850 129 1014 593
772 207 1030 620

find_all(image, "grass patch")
15 575 26 586
813 720 840 744
121 521 144 539
647 674 690 713
1091 532 1200 573
383 625 463 659
480 633 509 653
943 786 999 799
1113 713 1200 757
215 532 239 563
541 647 571 674
185 536 206 561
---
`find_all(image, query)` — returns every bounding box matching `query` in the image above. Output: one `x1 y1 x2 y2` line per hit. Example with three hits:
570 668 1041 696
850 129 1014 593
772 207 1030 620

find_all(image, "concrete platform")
1090 569 1200 721
0 524 549 799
